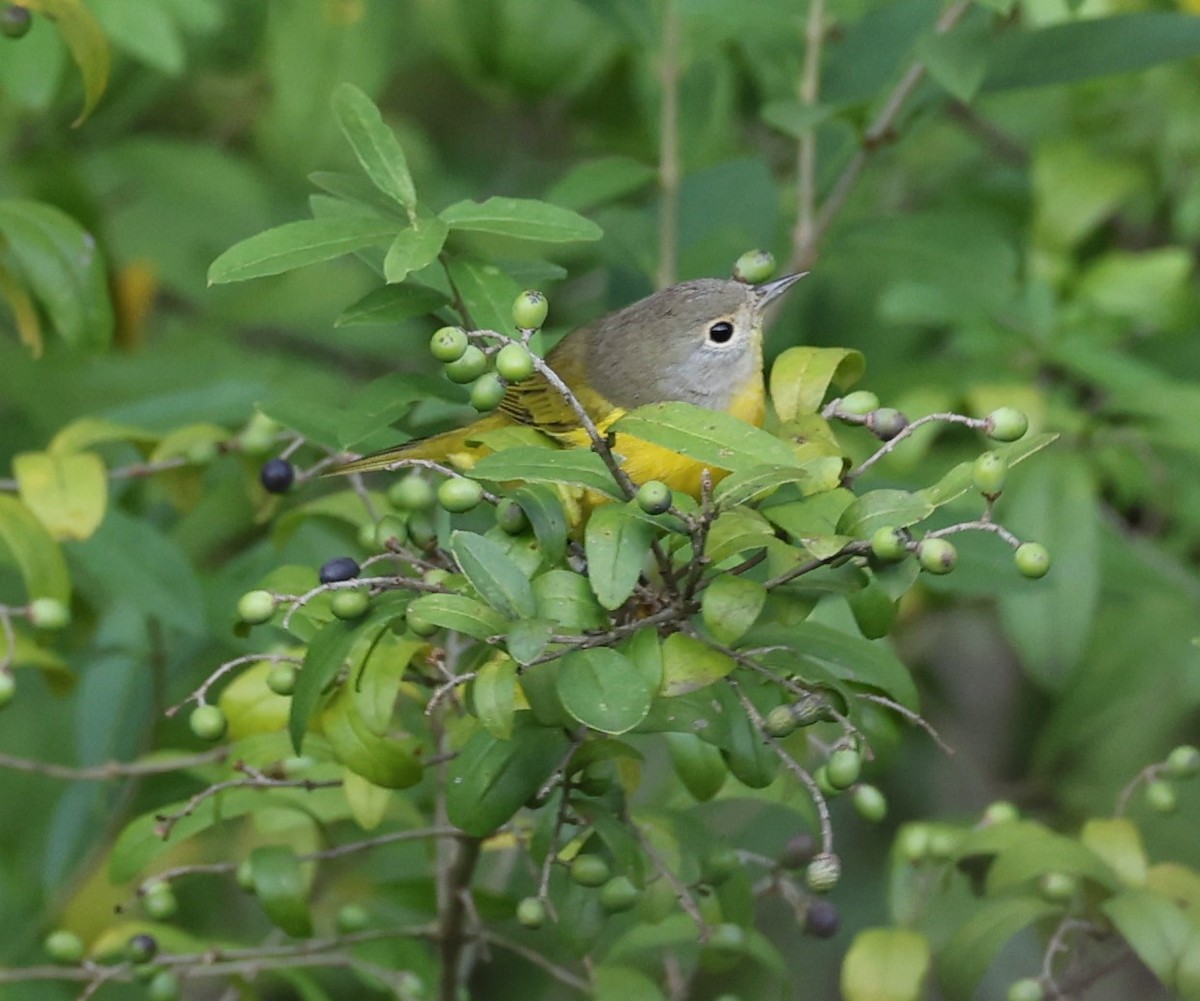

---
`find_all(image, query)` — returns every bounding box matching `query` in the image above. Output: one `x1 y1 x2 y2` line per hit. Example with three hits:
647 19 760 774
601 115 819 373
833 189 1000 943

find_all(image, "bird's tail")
330 413 508 476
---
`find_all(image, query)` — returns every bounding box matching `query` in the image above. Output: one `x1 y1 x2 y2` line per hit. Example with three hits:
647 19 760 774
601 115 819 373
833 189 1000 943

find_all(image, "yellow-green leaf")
841 927 930 1001
770 346 865 421
13 450 107 541
660 633 734 696
0 494 70 601
24 0 110 125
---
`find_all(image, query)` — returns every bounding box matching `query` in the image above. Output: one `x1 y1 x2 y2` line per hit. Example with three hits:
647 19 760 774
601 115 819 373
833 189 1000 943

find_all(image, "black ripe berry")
259 458 295 494
318 556 361 584
805 899 840 938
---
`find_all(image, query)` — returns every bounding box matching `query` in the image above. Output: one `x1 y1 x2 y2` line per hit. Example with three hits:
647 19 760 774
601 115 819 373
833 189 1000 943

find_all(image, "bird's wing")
497 333 612 443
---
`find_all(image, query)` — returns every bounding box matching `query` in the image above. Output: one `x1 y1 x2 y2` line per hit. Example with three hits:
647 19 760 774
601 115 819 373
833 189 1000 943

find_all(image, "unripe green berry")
826 748 862 790
266 664 298 696
331 588 371 620
444 345 487 384
733 249 776 284
437 477 483 513
374 515 408 549
1 5 33 39
867 407 908 441
423 568 451 587
29 597 70 630
815 765 841 797
764 704 797 738
126 933 158 964
852 783 888 823
143 882 177 920
927 828 960 862
516 896 546 929
600 875 641 913
706 922 745 952
389 474 435 511
701 846 740 886
569 854 611 887
1146 779 1178 814
186 439 220 465
407 511 437 547
495 343 534 382
44 929 85 963
1015 542 1050 579
147 971 181 1001
982 801 1019 825
917 538 957 575
235 859 255 891
804 852 841 893
985 407 1029 442
870 526 908 562
899 824 931 864
1038 871 1077 903
495 499 528 535
429 326 469 363
0 672 14 709
237 589 276 625
1006 978 1045 1001
407 609 439 637
281 755 312 777
470 372 506 411
189 705 227 742
636 480 672 515
972 450 1008 496
1166 744 1200 779
839 390 880 417
336 903 371 934
512 290 549 331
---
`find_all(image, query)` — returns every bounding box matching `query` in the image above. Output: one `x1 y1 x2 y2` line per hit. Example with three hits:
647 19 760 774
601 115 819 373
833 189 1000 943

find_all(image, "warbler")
334 273 805 497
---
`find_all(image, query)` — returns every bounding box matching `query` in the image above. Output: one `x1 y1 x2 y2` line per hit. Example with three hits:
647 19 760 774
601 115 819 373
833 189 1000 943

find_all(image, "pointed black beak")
755 272 807 306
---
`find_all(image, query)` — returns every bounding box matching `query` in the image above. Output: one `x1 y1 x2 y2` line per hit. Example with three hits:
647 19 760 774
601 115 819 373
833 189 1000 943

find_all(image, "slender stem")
792 0 826 258
0 747 227 781
657 0 681 289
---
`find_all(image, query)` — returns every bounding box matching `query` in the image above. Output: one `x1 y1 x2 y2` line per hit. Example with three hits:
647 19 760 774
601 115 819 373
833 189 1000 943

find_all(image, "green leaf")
474 655 518 739
703 507 777 564
938 897 1059 1001
446 719 570 836
472 447 623 498
761 100 835 139
248 845 314 938
331 82 418 212
532 569 607 632
592 965 668 1001
1081 818 1148 888
984 827 1120 894
660 633 735 697
289 595 409 753
916 23 990 103
558 648 653 735
208 217 398 284
441 196 602 244
0 199 113 349
450 531 536 619
505 618 555 667
1102 890 1194 985
701 575 766 645
513 484 569 565
24 0 110 124
335 282 449 326
984 14 1200 93
13 451 107 541
545 157 657 212
615 402 803 472
837 489 935 539
341 770 390 831
382 215 448 283
584 502 656 610
769 346 865 422
443 256 523 334
664 732 728 801
321 683 422 789
842 927 931 1001
405 593 508 640
712 458 844 510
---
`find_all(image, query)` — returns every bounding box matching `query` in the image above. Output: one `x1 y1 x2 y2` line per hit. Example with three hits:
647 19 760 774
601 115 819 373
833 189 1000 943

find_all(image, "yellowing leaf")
13 450 107 541
841 927 930 1001
24 0 111 125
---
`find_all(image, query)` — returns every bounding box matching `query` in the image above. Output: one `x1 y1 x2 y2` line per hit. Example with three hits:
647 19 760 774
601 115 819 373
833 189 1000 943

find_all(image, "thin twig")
657 0 681 289
0 747 228 781
792 0 826 258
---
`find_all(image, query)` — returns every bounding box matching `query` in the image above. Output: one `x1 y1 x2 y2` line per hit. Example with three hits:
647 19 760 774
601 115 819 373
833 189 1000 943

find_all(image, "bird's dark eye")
708 321 734 344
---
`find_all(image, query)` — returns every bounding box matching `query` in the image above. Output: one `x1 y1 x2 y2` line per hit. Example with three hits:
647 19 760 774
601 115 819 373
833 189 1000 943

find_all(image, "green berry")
186 439 219 465
407 609 439 637
44 929 85 963
374 515 408 549
237 589 276 625
470 372 507 411
576 760 615 797
1 5 33 39
189 705 227 742
126 933 158 964
927 828 960 862
1038 871 1077 903
917 538 957 575
701 846 740 886
569 854 611 887
495 499 528 535
852 784 888 823
1146 779 1178 813
1015 542 1050 579
763 704 797 738
1166 744 1200 779
600 875 641 913
982 801 1019 825
389 474 436 511
732 249 775 284
336 903 371 934
444 345 487 384
266 664 298 695
779 832 818 869
512 290 549 330
422 568 451 587
635 480 672 515
359 521 378 551
985 407 1029 442
706 922 745 952
804 852 841 893
870 526 908 562
407 511 437 548
839 390 880 417
29 597 70 630
1006 978 1045 1001
331 588 370 620
147 971 181 1001
142 882 177 920
899 824 930 864
429 326 469 363
0 672 14 709
826 748 862 790
495 343 535 382
281 755 313 777
235 859 255 891
867 407 908 441
972 450 1008 496
516 896 546 929
437 477 483 513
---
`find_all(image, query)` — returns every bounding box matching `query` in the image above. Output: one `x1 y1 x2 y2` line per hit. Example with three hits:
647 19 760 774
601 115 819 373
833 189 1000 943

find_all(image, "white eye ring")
708 321 734 344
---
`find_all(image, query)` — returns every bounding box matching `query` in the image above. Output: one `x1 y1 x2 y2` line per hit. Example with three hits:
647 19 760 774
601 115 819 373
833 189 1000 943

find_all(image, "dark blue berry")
318 556 361 584
260 458 295 494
